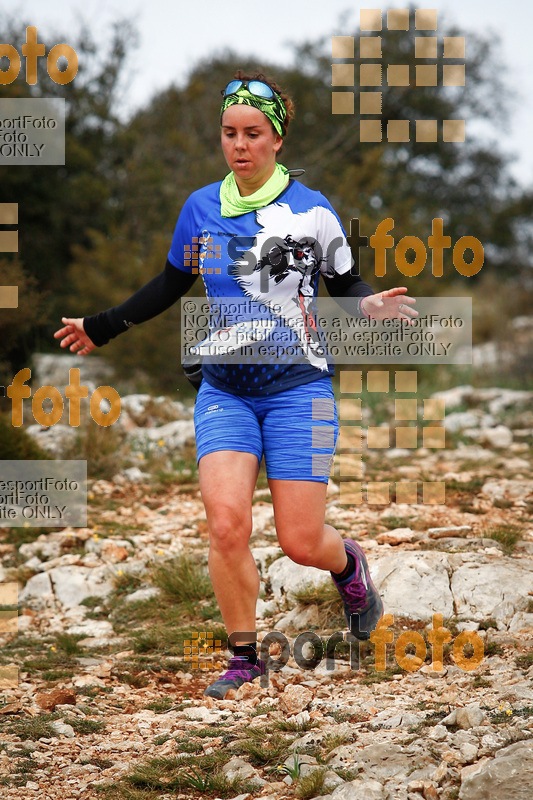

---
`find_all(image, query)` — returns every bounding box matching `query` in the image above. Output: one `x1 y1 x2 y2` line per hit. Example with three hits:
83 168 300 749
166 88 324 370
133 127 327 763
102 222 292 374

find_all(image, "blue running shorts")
193 377 339 482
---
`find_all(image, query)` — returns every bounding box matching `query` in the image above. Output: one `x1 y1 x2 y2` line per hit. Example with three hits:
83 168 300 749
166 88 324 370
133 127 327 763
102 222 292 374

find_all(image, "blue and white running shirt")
168 179 355 396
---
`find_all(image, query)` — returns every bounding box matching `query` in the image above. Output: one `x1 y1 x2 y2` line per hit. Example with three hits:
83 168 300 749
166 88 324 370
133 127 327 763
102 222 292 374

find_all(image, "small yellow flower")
505 709 513 716
499 704 504 711
50 646 56 651
138 453 145 460
88 493 94 500
157 549 164 555
158 439 165 447
117 569 123 576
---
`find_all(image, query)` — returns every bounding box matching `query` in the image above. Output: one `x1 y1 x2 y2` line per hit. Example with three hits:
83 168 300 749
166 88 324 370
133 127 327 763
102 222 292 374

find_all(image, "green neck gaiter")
220 162 290 217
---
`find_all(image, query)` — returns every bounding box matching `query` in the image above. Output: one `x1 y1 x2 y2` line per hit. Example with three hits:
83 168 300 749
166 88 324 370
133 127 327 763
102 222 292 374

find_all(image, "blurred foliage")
0 413 51 460
0 257 47 386
1 6 532 393
0 13 138 374
60 414 126 480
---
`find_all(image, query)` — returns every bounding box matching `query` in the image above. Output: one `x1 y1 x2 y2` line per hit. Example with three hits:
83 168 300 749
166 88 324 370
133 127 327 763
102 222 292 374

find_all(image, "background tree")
0 14 137 383
1 7 532 396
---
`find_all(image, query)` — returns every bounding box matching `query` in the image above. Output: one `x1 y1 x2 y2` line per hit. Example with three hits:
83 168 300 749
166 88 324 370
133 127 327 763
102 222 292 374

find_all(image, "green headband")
220 86 287 138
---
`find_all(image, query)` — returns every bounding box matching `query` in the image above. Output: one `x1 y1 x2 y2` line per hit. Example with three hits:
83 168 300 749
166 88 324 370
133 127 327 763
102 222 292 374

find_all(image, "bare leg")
269 478 384 642
268 478 349 571
199 450 261 647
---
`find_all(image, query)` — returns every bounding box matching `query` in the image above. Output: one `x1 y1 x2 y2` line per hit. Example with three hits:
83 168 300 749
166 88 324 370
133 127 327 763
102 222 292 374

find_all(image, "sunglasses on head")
221 79 280 101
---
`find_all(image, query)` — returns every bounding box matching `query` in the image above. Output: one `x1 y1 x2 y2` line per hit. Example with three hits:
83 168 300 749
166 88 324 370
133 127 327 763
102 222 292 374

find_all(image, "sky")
13 0 533 187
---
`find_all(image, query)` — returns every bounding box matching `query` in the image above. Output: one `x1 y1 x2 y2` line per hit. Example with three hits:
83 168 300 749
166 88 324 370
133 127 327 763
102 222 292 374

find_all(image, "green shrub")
0 413 51 460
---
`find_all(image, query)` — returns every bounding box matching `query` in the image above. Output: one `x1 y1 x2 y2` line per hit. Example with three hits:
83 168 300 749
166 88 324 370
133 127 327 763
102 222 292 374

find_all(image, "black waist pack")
182 352 203 391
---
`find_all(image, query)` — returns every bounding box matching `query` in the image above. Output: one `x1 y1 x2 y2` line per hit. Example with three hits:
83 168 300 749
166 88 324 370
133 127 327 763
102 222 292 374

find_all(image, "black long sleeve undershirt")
82 259 198 346
82 259 375 348
323 268 374 316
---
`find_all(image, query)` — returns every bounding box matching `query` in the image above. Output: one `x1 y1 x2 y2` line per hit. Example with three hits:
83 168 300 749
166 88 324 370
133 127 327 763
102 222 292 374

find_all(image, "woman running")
55 70 417 699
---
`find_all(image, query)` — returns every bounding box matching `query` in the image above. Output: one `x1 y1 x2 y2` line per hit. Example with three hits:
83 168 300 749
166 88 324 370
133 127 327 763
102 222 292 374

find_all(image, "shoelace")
338 577 368 611
220 657 262 681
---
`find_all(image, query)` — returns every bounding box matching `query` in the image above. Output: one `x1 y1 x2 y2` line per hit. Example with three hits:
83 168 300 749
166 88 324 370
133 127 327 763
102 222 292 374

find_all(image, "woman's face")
221 104 282 194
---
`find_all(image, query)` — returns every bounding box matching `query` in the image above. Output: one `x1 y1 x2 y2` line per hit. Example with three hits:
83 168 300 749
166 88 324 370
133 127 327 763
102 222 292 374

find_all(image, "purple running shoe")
203 656 266 699
332 539 384 640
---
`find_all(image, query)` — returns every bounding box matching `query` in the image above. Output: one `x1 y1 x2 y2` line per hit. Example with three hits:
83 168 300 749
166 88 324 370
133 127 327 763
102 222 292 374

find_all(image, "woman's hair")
231 68 295 140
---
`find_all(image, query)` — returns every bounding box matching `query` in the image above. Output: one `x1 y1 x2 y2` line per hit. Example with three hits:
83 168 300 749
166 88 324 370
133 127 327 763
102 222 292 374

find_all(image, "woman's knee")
278 529 323 565
207 506 252 550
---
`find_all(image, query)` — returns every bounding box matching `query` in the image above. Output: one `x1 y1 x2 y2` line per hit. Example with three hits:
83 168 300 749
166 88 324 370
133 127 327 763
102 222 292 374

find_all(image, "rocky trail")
0 381 532 800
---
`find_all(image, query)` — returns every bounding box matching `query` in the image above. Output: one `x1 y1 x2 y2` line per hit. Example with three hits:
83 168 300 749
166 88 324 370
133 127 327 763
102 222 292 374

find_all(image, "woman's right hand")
54 317 96 356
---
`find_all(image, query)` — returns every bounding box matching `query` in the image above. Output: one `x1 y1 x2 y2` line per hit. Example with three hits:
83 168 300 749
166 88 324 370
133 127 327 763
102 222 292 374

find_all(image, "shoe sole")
203 664 265 699
203 683 236 699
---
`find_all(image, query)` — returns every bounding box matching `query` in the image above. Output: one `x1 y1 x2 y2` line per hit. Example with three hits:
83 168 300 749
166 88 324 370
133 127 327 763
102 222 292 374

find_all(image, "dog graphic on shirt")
229 203 337 370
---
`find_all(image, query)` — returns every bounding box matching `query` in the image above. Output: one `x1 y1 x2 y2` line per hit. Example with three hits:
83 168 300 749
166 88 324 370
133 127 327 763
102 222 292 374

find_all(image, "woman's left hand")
361 287 418 325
